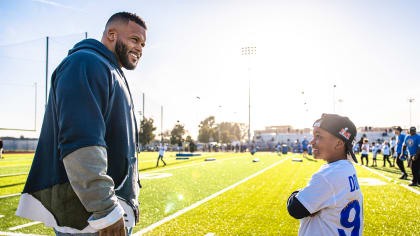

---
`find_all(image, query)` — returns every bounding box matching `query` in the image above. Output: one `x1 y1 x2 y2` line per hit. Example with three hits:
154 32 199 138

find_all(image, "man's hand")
99 217 126 236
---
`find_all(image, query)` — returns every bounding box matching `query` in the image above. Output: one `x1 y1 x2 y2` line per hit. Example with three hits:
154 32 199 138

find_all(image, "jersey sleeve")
295 173 335 214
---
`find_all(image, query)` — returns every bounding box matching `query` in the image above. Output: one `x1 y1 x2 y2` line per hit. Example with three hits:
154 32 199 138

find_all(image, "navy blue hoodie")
22 39 140 226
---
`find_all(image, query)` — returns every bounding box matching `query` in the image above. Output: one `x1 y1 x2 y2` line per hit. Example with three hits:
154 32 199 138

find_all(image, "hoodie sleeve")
54 51 111 159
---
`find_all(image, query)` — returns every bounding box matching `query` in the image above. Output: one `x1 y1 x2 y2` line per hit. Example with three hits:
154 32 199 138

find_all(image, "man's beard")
115 39 136 70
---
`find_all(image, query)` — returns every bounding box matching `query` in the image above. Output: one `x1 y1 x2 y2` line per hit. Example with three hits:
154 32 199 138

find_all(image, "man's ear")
106 28 118 42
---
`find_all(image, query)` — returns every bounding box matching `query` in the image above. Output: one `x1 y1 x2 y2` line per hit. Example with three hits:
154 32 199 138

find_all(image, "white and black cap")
313 113 358 163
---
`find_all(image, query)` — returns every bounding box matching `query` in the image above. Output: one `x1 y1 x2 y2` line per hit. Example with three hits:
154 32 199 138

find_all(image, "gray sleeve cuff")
63 146 121 223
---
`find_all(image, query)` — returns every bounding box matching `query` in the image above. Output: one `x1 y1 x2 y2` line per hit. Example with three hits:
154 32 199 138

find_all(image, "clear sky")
0 0 419 139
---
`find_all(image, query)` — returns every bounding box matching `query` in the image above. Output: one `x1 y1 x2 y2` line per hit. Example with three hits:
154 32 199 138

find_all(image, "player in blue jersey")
402 127 420 186
394 126 408 179
302 137 309 158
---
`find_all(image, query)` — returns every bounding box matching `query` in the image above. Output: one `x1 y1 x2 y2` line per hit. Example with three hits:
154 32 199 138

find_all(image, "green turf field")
0 152 419 235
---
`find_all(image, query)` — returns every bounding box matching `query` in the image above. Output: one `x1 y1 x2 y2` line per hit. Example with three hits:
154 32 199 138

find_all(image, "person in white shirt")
287 113 363 236
371 142 379 167
382 141 392 167
390 136 397 167
361 139 369 166
156 143 167 167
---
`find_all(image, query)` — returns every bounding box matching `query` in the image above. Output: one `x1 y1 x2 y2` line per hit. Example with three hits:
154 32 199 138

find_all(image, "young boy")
382 141 392 167
156 143 167 167
395 126 408 179
371 142 378 167
361 139 369 166
287 113 363 236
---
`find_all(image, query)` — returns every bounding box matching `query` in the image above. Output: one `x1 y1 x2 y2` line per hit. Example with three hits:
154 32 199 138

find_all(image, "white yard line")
133 155 294 235
142 155 247 174
358 164 419 195
0 173 28 178
8 221 42 231
0 193 21 199
358 164 392 181
399 183 420 195
0 232 44 236
205 233 215 236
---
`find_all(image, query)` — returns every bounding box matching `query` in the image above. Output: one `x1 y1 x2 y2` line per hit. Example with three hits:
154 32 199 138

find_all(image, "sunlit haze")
1 0 419 139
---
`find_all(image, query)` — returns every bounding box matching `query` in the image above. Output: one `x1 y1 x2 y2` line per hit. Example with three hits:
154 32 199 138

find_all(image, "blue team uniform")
404 134 420 156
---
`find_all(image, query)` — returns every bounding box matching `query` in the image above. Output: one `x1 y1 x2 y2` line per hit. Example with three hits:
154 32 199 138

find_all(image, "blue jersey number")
338 200 361 236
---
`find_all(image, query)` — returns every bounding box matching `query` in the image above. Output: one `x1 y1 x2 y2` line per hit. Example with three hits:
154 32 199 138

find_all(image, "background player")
287 113 363 236
361 139 369 166
156 143 167 167
395 126 408 179
402 127 420 186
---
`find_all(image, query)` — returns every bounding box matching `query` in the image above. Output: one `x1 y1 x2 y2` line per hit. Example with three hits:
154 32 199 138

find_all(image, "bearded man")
16 12 147 236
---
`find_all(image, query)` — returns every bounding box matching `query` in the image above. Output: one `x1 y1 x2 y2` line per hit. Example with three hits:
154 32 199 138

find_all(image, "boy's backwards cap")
313 113 358 163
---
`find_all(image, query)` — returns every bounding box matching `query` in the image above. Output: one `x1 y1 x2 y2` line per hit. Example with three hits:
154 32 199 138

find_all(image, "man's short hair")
106 12 147 30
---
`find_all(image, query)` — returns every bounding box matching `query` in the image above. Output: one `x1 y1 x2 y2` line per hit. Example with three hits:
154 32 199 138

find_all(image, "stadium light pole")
408 98 415 127
241 46 256 144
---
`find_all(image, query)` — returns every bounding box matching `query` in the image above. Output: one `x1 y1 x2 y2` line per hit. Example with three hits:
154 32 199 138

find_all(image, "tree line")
138 116 248 145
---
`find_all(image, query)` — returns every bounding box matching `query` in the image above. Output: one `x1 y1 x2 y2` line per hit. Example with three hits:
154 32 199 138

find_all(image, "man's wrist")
88 203 124 230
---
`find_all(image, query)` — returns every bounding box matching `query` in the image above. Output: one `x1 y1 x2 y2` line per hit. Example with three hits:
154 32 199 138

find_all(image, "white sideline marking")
133 155 294 235
205 233 215 236
358 164 419 195
0 193 21 199
0 215 4 218
0 232 44 236
400 184 420 195
358 164 392 181
8 221 42 231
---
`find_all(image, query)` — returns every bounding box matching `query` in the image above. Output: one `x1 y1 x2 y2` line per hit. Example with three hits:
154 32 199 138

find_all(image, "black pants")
361 154 368 166
396 157 407 175
156 155 166 166
411 156 420 184
383 155 392 167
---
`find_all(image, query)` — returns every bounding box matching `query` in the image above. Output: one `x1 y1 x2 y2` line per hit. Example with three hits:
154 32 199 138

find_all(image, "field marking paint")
8 221 42 231
0 173 29 178
0 215 4 218
399 184 420 195
0 193 21 199
358 164 419 195
133 155 295 235
205 233 215 236
358 164 392 181
0 232 44 236
142 155 247 174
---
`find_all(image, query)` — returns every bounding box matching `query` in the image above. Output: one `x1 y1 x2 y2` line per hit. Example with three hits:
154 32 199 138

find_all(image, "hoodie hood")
68 39 121 70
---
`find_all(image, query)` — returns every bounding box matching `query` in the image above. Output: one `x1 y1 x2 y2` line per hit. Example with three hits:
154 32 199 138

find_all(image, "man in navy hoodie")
16 12 147 236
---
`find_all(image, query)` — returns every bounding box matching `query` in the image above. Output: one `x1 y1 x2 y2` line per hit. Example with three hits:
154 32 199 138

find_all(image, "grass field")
0 151 419 235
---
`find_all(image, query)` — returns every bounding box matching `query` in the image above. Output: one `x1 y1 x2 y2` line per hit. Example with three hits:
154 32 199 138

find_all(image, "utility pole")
161 105 163 142
241 46 256 144
408 98 415 127
34 82 37 131
142 93 145 120
45 36 49 107
85 32 88 39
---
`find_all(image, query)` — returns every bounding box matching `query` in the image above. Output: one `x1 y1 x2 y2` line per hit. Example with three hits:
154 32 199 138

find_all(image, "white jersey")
361 144 369 155
159 146 166 156
296 160 363 236
383 145 391 155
